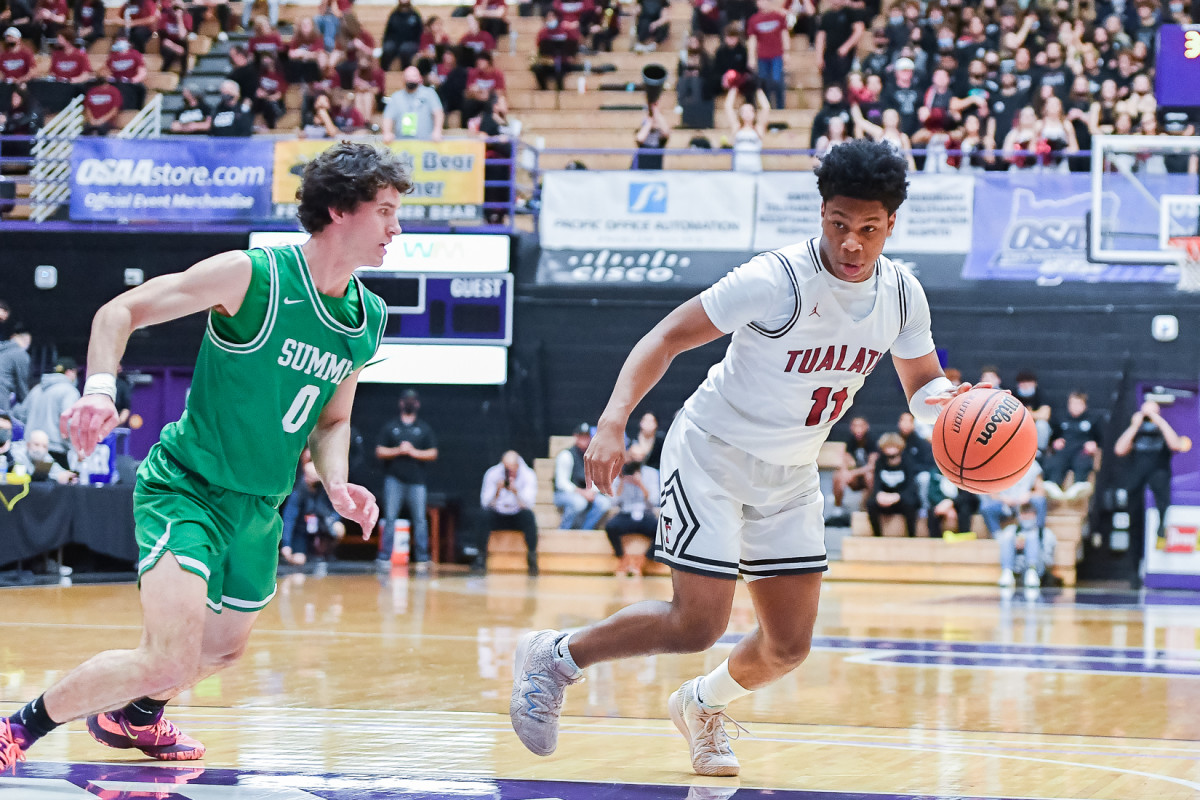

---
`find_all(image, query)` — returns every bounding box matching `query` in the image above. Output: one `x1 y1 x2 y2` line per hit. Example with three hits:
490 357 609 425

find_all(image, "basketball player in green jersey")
0 142 408 769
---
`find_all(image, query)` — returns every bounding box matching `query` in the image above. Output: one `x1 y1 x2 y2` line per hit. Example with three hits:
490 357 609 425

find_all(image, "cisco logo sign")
628 182 667 214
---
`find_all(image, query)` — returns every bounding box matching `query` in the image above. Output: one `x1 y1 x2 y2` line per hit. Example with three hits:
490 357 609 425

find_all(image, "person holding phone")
475 450 539 575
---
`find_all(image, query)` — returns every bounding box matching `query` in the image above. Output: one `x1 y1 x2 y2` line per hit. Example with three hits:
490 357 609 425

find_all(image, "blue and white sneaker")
509 629 582 756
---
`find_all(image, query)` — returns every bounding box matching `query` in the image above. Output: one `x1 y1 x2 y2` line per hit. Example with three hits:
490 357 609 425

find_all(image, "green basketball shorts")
134 444 283 613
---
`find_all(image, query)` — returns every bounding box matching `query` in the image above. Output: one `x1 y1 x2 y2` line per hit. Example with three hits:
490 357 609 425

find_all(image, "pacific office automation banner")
537 171 756 285
537 170 970 287
70 138 273 222
271 139 485 223
966 172 1195 284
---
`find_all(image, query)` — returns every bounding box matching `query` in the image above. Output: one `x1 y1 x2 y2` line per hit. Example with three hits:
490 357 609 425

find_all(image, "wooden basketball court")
2 572 1199 799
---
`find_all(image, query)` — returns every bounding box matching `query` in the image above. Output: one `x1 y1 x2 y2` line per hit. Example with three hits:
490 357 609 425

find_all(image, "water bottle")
391 519 411 566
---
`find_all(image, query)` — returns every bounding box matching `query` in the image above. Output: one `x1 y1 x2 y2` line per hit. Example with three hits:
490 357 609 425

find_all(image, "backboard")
1089 134 1200 267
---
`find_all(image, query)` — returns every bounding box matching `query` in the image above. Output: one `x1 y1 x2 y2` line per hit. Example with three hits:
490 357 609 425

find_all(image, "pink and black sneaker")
86 710 206 761
0 718 31 771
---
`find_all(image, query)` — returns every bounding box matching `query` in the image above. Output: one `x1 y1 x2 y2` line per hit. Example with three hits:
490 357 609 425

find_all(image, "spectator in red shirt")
248 14 284 60
253 52 286 128
331 88 364 130
462 49 504 126
351 54 384 116
73 0 105 49
552 0 593 34
47 31 92 81
82 80 121 134
473 0 507 40
123 0 158 52
747 0 788 108
33 0 68 48
457 14 494 68
1 28 35 83
103 36 146 106
586 0 619 52
286 16 327 83
157 0 191 76
416 14 448 69
692 0 721 38
531 10 579 90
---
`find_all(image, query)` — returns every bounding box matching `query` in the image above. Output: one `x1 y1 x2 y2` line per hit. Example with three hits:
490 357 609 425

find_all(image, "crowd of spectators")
827 365 1123 590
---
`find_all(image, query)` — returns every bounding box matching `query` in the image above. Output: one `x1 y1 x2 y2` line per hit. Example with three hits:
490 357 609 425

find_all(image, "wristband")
909 376 955 425
83 372 117 403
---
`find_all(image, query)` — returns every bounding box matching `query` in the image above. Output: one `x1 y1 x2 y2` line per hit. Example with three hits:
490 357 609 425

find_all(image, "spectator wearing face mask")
209 78 254 135
1012 369 1051 451
382 65 444 141
103 36 147 108
867 432 922 537
998 502 1055 589
10 429 75 484
375 389 439 572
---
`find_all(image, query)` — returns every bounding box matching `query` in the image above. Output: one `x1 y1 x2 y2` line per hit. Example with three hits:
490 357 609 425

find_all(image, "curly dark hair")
814 138 909 215
297 142 413 234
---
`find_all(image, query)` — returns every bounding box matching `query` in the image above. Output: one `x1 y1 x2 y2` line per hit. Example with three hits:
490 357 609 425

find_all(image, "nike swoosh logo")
283 297 304 305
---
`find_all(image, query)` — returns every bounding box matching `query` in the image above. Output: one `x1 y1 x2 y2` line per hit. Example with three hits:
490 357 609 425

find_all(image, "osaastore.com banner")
70 138 273 222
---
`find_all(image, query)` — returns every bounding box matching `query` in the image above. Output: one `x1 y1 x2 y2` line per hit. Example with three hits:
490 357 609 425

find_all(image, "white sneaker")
510 629 582 756
1043 482 1064 501
998 570 1015 588
668 678 742 777
1024 568 1041 588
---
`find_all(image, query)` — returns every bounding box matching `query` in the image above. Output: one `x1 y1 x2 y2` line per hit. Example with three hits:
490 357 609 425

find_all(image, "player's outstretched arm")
61 251 253 457
309 367 379 538
586 296 724 495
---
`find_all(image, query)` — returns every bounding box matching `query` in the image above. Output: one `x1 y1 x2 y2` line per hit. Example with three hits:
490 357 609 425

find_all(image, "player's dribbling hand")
584 422 625 496
60 395 119 457
924 381 993 410
326 482 380 539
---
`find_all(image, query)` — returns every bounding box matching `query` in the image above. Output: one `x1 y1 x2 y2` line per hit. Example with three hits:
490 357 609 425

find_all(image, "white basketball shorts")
653 411 827 580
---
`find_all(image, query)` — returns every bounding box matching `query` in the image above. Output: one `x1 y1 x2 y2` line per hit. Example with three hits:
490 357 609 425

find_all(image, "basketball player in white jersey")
510 139 978 777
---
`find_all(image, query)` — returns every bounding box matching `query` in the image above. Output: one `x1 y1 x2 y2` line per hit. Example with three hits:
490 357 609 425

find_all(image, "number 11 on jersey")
805 386 849 427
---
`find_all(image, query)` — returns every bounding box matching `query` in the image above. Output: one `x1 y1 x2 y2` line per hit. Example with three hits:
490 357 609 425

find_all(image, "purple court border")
4 761 1041 800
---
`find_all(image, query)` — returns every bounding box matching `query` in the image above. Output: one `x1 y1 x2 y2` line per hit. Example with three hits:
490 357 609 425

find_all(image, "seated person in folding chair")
286 457 346 567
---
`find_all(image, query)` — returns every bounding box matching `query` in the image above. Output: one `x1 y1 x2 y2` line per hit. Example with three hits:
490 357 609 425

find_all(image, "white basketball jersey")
683 237 935 467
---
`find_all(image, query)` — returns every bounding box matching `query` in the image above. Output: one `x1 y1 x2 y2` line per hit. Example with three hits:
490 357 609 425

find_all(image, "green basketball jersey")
159 245 388 499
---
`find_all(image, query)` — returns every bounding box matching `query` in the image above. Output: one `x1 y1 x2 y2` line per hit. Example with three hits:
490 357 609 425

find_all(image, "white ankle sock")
695 660 751 708
554 633 582 675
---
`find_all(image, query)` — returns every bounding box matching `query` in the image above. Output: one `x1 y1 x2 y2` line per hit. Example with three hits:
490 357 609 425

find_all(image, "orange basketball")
932 388 1038 494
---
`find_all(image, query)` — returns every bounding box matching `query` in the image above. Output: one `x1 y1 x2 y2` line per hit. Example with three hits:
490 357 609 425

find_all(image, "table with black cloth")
0 483 137 566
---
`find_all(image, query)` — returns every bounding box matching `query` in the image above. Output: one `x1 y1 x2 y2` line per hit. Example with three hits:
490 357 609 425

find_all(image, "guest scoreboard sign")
270 139 485 223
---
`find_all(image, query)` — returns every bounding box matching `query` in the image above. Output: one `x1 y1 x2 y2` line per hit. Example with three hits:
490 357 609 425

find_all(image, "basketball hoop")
1169 236 1200 292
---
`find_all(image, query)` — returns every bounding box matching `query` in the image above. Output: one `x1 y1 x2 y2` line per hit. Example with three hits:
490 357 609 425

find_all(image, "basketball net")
1169 236 1200 293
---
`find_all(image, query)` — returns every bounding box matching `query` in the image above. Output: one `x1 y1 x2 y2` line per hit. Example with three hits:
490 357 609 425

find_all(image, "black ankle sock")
122 697 168 727
14 695 60 741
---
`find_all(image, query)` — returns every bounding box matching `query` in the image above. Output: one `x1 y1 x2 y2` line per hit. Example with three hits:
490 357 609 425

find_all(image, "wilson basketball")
932 388 1038 494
